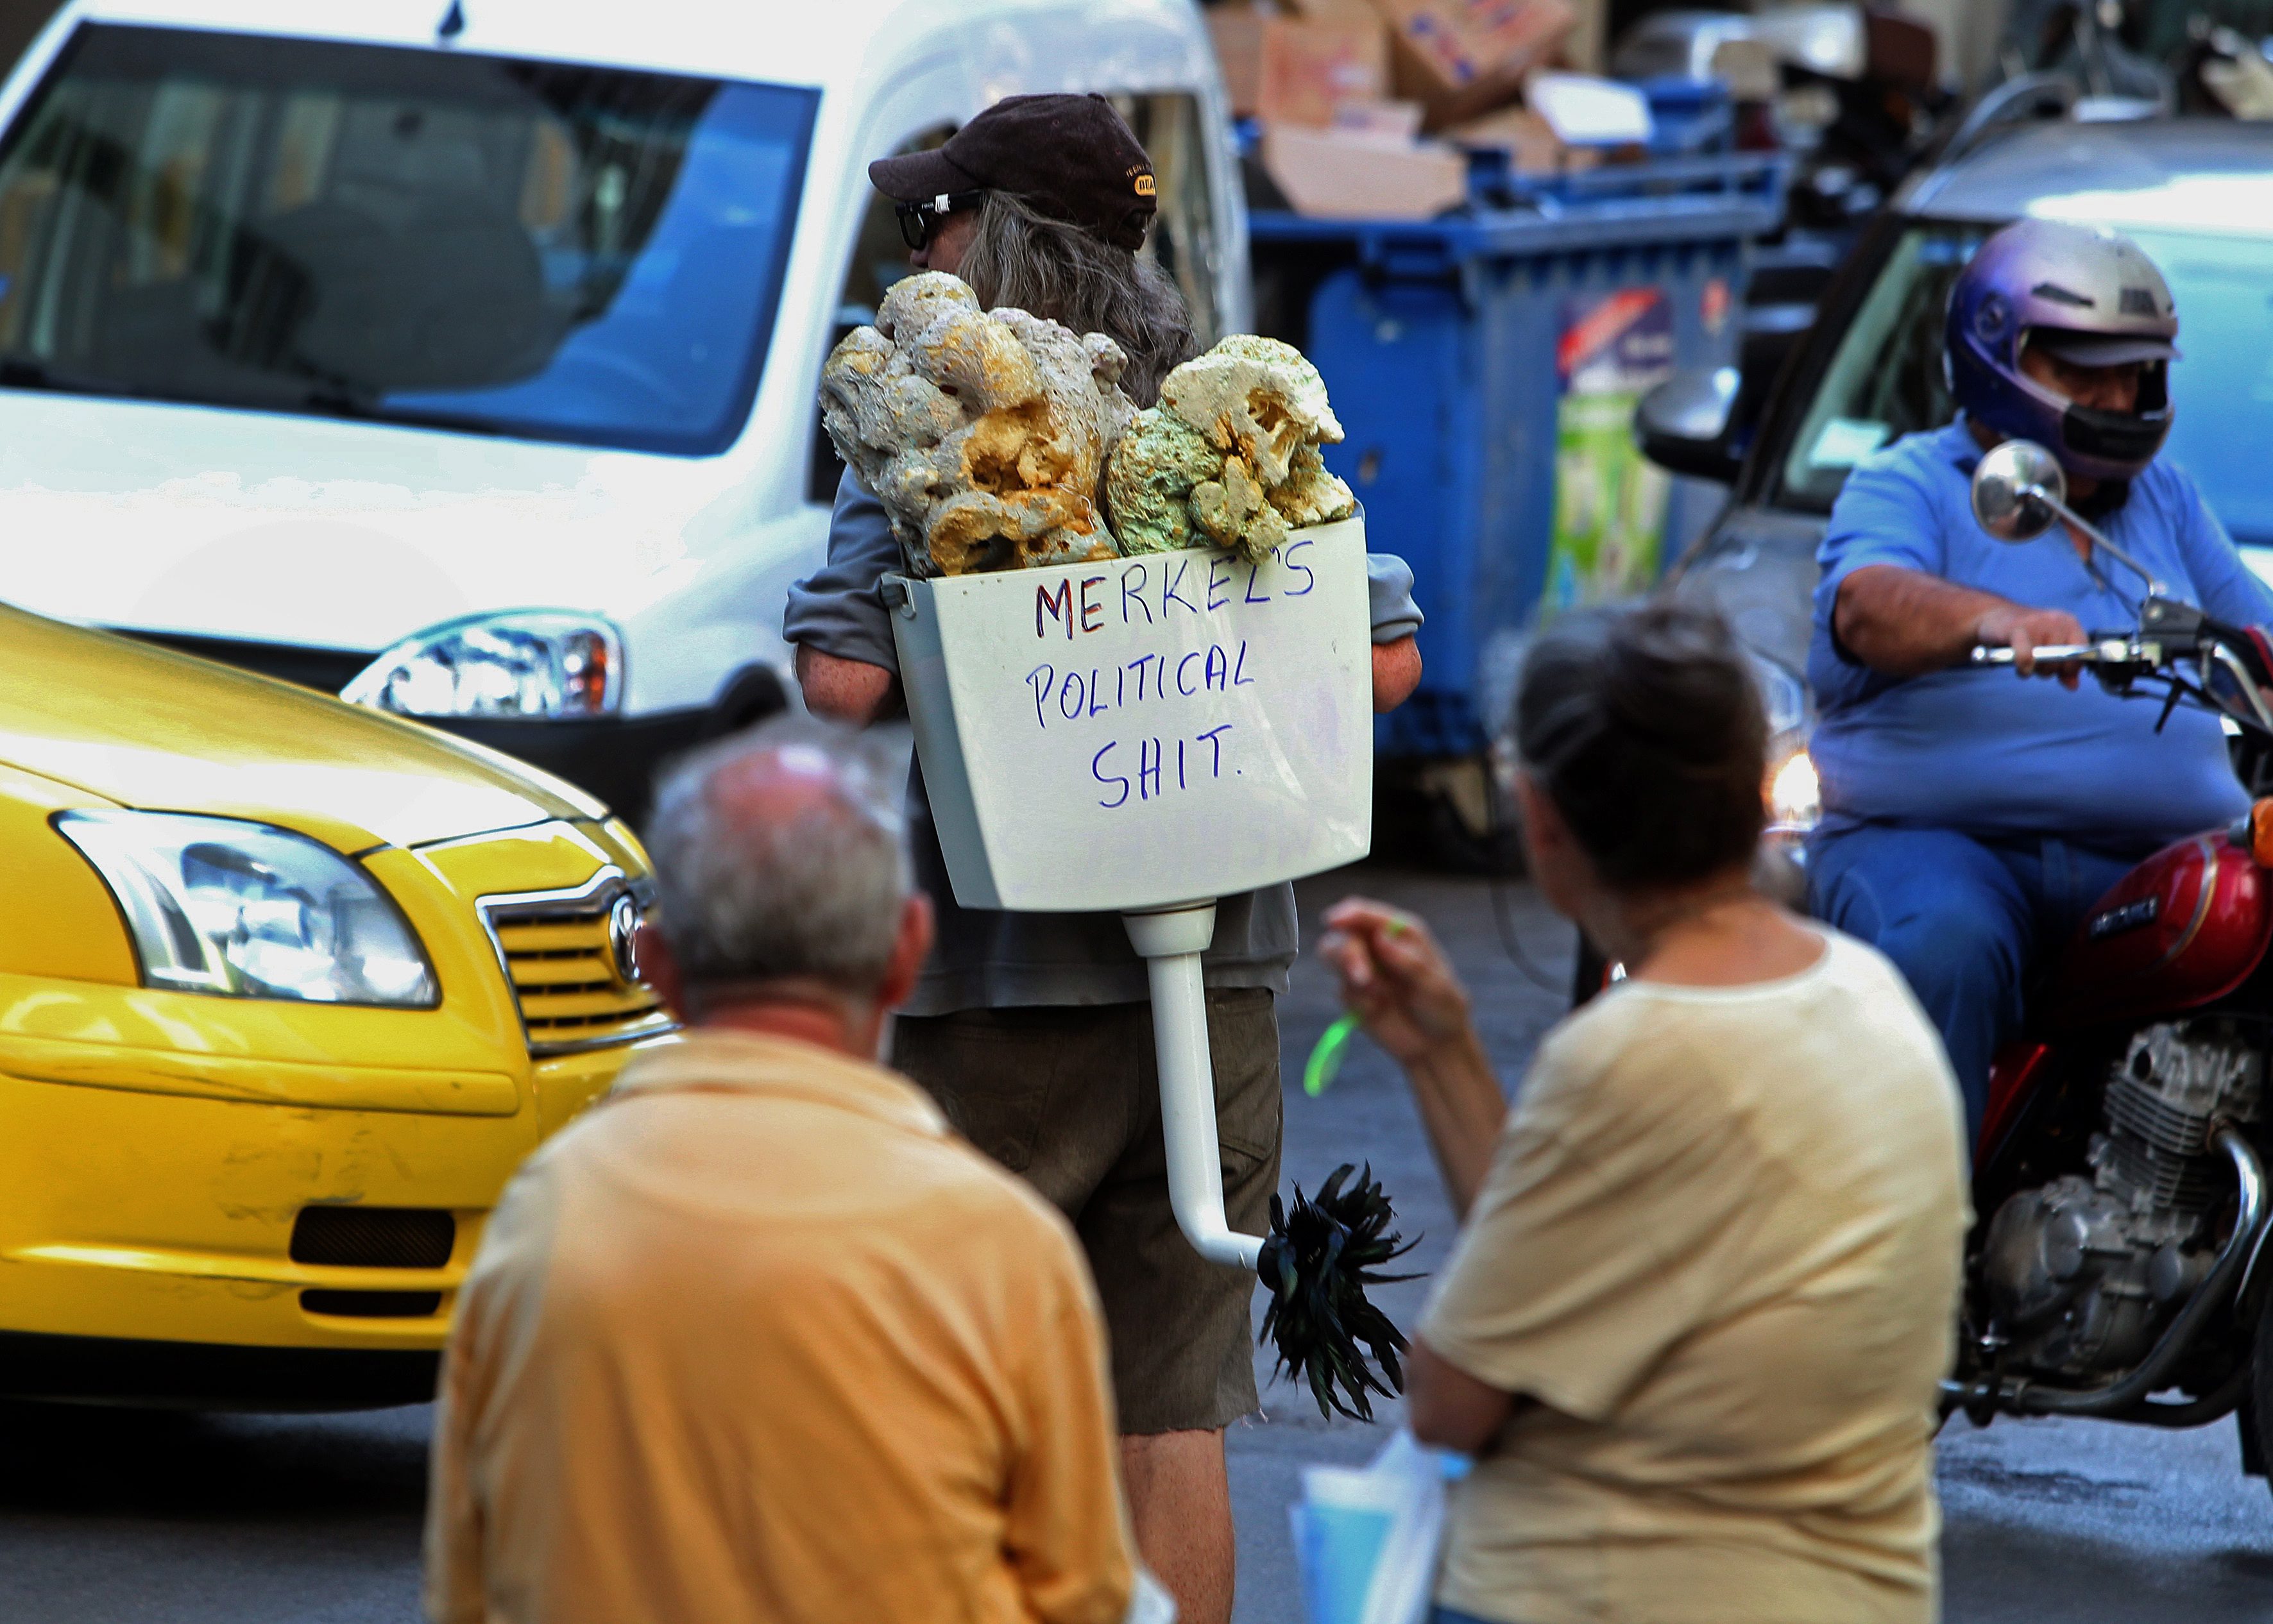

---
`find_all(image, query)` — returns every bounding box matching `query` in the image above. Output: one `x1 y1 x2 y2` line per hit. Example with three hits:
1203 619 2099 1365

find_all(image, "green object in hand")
1303 1012 1359 1097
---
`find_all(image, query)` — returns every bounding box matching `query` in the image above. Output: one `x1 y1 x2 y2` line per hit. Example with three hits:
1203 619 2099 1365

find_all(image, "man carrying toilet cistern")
784 93 1422 1624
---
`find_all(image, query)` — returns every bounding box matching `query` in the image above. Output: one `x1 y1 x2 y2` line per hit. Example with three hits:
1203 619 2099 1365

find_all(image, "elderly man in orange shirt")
423 716 1164 1624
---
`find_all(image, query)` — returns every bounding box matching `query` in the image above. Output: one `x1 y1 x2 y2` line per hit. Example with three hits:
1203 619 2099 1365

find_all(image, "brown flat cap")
868 93 1157 251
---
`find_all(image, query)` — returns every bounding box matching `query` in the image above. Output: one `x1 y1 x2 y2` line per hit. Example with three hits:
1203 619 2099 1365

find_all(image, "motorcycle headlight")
1743 652 1821 835
342 611 622 719
57 812 438 1006
1767 742 1821 834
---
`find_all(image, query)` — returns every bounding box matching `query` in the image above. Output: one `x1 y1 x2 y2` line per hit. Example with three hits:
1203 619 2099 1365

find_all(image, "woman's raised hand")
1318 897 1476 1068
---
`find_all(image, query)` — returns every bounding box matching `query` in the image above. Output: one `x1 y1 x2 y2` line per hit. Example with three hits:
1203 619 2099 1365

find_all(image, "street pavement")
1 864 2269 1621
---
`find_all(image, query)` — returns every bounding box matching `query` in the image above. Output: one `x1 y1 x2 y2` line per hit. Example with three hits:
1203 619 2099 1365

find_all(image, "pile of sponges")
820 273 1134 577
1107 335 1355 563
819 273 1354 576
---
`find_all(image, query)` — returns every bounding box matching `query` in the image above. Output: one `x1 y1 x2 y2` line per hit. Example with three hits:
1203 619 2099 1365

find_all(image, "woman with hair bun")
1320 600 1968 1624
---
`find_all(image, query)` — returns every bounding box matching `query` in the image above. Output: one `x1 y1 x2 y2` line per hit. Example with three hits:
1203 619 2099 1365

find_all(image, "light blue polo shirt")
1808 419 2273 851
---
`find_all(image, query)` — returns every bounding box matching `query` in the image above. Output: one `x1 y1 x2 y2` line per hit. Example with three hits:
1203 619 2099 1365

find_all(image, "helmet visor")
2027 330 2180 367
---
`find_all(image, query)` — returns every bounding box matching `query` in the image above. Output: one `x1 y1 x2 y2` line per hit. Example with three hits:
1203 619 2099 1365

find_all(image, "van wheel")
708 666 790 740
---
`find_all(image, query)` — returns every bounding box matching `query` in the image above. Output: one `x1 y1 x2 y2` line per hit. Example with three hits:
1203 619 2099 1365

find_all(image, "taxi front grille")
291 1206 455 1269
478 868 677 1056
303 1289 443 1319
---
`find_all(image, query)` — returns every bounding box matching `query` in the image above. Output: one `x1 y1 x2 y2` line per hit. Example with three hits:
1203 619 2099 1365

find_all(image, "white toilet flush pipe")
1123 902 1265 1272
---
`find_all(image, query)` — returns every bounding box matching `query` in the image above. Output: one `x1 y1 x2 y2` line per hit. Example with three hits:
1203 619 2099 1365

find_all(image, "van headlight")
342 612 622 718
57 812 438 1006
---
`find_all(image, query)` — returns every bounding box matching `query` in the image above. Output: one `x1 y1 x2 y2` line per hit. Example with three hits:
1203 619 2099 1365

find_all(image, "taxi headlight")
57 812 438 1006
342 611 622 719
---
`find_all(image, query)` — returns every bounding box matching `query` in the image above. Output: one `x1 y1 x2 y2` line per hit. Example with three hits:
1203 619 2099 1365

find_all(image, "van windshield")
0 25 816 455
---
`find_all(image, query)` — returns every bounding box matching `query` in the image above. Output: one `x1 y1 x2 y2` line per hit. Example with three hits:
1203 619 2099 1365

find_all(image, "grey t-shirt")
784 469 1424 1015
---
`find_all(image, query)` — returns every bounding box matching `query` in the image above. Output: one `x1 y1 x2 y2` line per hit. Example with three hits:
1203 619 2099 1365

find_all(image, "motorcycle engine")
1981 1021 2261 1380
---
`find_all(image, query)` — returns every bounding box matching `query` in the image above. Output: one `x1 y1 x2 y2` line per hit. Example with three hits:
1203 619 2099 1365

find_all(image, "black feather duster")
1255 1162 1419 1421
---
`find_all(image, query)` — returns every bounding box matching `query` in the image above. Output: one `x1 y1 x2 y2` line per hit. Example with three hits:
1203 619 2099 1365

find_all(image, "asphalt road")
1 865 2269 1623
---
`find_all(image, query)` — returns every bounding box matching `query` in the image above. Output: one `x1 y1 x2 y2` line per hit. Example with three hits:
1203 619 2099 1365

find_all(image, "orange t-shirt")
424 1028 1135 1624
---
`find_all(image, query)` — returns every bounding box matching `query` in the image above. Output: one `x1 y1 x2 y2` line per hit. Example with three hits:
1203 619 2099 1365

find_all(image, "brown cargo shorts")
890 988 1281 1435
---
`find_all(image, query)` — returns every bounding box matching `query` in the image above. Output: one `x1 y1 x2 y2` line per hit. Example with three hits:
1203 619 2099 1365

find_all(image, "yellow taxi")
0 604 673 1405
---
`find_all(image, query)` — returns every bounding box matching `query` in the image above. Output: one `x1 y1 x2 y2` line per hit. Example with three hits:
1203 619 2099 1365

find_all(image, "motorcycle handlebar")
1964 610 2273 734
1968 644 2108 667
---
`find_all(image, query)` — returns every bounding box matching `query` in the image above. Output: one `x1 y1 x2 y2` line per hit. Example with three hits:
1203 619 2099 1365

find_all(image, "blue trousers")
1807 825 2144 1142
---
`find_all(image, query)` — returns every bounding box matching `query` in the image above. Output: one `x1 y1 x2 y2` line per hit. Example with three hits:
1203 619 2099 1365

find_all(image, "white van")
0 0 1248 816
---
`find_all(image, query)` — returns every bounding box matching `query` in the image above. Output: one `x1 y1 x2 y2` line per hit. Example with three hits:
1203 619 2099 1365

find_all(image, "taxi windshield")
1778 217 2273 550
0 24 815 455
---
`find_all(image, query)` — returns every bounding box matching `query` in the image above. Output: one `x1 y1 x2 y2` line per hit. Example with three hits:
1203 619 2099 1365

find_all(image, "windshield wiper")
294 384 504 439
0 357 513 441
0 355 154 399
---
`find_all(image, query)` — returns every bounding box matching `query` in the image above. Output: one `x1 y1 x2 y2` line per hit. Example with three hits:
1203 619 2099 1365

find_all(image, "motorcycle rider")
1807 217 2273 1139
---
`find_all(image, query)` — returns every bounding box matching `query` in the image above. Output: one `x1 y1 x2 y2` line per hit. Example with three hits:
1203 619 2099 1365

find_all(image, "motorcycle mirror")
1971 439 2066 543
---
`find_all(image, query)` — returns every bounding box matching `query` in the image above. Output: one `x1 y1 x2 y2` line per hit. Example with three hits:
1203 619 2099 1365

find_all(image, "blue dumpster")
1249 155 1785 765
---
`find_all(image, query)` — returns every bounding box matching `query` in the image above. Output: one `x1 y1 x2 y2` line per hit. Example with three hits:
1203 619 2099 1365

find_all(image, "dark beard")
2072 478 2131 521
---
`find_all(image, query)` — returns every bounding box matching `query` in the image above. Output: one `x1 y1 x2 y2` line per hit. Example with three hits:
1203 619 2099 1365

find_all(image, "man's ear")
634 920 686 1020
877 892 935 1013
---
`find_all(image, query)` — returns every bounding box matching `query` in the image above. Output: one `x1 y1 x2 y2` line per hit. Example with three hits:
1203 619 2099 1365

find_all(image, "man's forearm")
1834 564 2016 676
796 645 900 725
1372 636 1422 713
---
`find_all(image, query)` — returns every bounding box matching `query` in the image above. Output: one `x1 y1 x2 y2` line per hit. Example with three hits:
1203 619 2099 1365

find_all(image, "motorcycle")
1932 439 2273 1480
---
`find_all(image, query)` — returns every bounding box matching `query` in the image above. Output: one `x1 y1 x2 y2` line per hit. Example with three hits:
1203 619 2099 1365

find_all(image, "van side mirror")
1635 368 1742 484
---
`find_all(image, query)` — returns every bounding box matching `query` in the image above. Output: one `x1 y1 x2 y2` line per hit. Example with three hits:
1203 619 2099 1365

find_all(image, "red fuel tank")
2046 833 2273 1032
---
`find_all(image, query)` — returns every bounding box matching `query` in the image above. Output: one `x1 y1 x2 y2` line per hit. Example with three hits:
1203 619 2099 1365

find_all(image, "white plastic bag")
1125 1566 1178 1624
1288 1430 1454 1624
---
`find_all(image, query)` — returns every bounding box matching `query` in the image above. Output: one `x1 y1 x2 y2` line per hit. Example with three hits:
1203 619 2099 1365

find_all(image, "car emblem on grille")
606 892 643 985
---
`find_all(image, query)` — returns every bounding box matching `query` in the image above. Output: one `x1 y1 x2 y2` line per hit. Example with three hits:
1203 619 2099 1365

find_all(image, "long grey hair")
957 190 1198 407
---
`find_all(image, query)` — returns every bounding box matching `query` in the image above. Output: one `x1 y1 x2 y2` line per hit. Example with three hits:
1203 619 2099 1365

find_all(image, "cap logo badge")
2120 287 2158 317
1134 173 1156 198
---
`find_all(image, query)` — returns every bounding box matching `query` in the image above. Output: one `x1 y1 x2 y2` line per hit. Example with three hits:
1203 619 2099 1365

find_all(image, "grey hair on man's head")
646 715 912 999
958 189 1198 407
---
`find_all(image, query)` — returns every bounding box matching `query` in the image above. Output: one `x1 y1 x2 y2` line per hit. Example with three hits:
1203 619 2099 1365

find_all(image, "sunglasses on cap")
895 190 987 251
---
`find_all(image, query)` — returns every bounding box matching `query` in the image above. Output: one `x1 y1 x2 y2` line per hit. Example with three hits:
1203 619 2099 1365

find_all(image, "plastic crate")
1250 151 1785 759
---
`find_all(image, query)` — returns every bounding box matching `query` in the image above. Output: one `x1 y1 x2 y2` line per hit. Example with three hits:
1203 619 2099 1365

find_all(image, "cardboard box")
1331 98 1427 140
1261 13 1392 126
1369 0 1577 128
1210 7 1390 127
1441 103 1597 173
1562 0 1605 74
1257 121 1470 219
1708 38 1780 103
1208 6 1270 119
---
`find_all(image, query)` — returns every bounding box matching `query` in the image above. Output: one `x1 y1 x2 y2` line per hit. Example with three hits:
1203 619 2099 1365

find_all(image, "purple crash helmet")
1944 217 2179 484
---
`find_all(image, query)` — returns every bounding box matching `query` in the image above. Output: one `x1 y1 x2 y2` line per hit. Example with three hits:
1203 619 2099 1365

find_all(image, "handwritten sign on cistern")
888 516 1375 913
